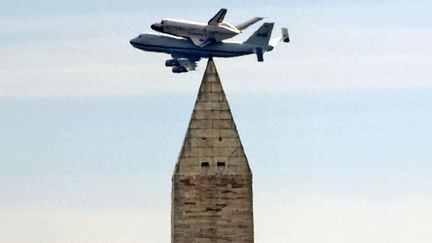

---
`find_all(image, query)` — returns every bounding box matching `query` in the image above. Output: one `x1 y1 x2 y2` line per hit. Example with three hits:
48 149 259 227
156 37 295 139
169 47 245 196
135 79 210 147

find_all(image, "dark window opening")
217 162 225 167
218 136 223 142
217 161 225 173
201 162 210 174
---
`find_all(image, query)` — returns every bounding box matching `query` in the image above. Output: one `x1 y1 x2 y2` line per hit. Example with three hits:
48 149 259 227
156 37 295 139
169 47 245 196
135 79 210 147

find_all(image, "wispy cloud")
2 2 432 98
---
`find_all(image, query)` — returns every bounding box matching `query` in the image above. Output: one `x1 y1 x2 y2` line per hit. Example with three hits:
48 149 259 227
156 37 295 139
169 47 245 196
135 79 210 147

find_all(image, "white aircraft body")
151 8 263 47
130 23 289 73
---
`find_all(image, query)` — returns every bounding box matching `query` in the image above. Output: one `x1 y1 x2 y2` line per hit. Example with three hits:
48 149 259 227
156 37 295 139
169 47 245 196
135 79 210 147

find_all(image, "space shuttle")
151 8 263 47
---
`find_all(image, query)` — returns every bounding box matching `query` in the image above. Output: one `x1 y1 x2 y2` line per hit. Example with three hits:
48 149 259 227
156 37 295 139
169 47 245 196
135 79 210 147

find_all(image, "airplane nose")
129 37 139 47
151 23 163 32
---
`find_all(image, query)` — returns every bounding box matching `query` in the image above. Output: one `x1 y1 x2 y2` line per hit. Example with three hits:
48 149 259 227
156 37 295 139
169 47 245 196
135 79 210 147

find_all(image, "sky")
1 0 432 242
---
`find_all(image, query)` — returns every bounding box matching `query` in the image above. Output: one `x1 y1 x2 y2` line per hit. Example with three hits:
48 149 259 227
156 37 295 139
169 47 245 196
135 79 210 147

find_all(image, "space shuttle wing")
208 8 227 25
189 36 213 47
189 36 206 47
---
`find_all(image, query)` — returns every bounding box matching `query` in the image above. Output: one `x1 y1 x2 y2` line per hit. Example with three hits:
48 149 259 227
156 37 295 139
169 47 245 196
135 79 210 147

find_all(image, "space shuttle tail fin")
208 9 227 25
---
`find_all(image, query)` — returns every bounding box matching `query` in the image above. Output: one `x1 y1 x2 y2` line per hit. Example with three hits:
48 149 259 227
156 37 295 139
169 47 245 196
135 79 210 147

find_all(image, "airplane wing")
208 8 227 25
169 53 200 73
177 58 197 70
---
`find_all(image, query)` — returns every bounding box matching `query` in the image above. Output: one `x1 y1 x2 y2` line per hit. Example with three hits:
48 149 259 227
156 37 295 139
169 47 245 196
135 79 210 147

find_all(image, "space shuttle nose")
151 23 163 32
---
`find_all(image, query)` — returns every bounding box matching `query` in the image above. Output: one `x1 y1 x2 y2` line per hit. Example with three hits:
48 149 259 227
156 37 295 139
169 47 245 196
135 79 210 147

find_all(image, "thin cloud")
1 3 431 98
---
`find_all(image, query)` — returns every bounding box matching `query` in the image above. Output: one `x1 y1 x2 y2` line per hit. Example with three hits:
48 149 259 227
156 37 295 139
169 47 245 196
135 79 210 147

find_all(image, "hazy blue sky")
1 1 432 242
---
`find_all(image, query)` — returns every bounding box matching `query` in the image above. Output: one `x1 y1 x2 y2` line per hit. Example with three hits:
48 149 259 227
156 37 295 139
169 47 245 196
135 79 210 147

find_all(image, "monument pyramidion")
171 58 254 243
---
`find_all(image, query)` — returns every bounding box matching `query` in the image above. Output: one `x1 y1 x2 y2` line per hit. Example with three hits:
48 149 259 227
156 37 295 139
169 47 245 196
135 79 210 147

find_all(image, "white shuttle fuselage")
152 19 240 47
151 9 262 47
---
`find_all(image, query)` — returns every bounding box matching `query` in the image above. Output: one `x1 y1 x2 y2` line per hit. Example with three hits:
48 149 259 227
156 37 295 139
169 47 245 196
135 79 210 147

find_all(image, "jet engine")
165 59 179 67
172 66 188 73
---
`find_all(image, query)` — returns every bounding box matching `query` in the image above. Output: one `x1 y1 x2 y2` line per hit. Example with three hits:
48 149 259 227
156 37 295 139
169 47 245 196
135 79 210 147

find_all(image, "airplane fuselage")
130 34 254 59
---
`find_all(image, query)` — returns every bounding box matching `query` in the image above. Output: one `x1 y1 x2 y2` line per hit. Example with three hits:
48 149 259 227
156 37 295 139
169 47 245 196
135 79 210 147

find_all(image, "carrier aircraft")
130 23 289 73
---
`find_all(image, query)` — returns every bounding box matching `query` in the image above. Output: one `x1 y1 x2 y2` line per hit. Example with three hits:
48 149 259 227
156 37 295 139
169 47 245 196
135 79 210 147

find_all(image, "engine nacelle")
165 59 179 67
172 66 188 73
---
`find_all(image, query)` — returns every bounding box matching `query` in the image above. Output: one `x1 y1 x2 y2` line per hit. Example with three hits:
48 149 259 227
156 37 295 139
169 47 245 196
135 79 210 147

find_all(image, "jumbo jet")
130 22 289 73
150 8 263 47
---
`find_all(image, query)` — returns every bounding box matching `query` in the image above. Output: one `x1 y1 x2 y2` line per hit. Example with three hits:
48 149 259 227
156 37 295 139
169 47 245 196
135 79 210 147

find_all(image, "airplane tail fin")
244 22 274 47
243 23 274 62
236 17 263 31
208 8 227 25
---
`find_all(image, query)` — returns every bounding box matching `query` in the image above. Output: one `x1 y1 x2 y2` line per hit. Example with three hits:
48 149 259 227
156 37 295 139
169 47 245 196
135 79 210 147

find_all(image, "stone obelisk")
171 59 254 243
